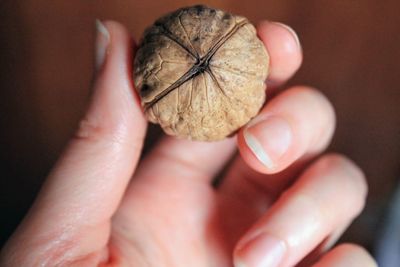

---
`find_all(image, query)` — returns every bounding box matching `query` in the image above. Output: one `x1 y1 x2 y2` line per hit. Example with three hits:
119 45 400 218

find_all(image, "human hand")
0 20 377 267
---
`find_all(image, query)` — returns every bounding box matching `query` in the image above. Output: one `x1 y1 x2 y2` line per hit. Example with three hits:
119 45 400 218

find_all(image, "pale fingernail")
95 19 110 71
234 233 286 267
244 116 292 170
272 22 301 50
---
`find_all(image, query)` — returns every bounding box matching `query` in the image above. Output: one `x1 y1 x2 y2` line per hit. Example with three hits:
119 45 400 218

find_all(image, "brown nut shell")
134 5 269 141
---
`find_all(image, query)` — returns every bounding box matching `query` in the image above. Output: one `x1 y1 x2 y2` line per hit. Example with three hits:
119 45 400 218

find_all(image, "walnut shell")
134 5 269 141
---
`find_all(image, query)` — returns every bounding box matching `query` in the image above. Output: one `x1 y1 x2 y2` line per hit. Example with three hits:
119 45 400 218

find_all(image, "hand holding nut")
134 5 269 141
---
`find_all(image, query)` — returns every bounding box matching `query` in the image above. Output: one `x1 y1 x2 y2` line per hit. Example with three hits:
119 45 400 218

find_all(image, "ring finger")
234 154 368 267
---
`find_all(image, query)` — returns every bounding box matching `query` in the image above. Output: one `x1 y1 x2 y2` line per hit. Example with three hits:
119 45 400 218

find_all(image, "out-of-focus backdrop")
1 0 399 253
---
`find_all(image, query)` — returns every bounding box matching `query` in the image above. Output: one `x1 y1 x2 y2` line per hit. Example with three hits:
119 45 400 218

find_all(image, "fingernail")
234 233 286 267
95 19 110 71
272 22 301 50
244 116 292 170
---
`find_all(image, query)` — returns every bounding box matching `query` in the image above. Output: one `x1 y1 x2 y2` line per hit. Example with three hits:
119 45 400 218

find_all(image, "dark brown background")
1 0 399 251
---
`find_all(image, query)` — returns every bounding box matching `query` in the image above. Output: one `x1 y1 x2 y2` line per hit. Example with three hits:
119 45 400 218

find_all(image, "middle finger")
238 85 336 174
220 85 336 201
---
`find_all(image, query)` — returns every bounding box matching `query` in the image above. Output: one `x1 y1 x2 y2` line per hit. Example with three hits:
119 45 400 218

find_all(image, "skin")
0 20 377 267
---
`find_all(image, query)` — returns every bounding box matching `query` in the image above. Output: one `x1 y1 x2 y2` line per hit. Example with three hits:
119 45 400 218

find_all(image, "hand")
0 20 377 267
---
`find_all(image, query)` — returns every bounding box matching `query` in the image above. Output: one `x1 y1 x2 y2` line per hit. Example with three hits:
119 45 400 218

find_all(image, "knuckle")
74 117 104 142
73 115 127 147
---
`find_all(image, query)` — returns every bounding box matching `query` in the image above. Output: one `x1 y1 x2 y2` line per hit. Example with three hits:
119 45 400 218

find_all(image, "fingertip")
78 18 146 145
238 86 336 175
102 20 138 50
257 21 303 86
101 20 131 41
100 20 136 71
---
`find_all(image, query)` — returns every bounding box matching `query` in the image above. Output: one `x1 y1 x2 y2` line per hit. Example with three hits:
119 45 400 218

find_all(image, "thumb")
0 20 146 266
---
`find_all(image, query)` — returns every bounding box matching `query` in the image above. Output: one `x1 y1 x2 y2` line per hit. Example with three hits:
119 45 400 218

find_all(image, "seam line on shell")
206 68 228 98
210 62 259 78
144 20 249 111
189 78 193 111
178 12 199 57
157 23 197 59
203 72 210 110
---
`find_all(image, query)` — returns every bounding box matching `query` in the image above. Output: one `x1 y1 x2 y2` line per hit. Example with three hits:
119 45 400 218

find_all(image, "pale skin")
0 20 377 267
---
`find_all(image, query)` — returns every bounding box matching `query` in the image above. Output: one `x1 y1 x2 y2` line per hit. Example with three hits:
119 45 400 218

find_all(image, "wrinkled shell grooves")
134 5 269 141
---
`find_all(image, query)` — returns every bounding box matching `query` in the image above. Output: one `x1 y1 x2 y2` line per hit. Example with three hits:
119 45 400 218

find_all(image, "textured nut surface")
134 5 269 141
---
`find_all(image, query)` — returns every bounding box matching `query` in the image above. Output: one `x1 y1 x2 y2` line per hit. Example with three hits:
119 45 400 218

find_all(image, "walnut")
134 5 269 141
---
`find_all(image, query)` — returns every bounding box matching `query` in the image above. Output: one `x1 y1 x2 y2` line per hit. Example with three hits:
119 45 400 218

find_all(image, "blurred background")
1 0 399 262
